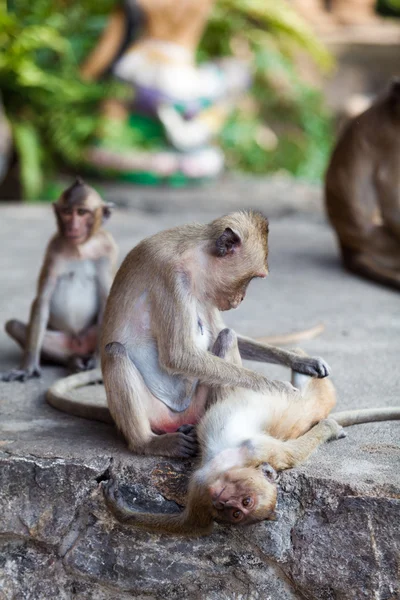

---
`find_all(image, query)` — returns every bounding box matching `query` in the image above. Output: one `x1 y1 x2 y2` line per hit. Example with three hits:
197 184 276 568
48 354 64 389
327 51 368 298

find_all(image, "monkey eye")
77 208 89 216
231 509 243 521
242 497 252 507
60 207 72 215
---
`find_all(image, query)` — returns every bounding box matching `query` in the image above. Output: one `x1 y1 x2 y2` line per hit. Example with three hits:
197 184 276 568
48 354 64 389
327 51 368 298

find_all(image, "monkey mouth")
229 299 242 309
65 231 86 241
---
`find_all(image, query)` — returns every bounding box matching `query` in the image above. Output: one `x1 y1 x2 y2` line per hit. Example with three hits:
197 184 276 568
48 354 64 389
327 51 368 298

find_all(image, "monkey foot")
321 418 347 441
177 424 196 436
293 356 330 378
68 354 97 373
145 430 199 458
0 366 41 383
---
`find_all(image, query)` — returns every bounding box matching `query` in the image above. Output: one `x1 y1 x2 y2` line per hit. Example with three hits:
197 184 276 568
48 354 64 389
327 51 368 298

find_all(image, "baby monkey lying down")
104 329 360 536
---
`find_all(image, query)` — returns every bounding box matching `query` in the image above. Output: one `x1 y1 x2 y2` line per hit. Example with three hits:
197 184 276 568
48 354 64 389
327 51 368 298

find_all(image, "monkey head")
207 463 278 525
53 178 113 245
209 211 269 311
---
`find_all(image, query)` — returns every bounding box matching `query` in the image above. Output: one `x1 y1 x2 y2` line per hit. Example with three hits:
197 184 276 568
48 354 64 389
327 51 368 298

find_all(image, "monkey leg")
341 243 400 291
266 418 346 472
102 341 198 457
271 371 337 440
206 328 242 409
211 328 242 365
5 319 97 368
374 176 400 242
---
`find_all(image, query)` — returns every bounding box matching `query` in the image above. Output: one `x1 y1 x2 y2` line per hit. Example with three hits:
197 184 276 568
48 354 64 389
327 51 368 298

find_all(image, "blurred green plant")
0 0 334 198
0 0 123 199
200 0 334 181
377 0 400 14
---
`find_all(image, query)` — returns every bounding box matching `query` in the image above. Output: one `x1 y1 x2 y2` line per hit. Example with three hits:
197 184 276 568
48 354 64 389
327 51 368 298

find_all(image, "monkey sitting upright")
97 209 331 458
1 179 118 382
325 78 400 290
103 328 400 536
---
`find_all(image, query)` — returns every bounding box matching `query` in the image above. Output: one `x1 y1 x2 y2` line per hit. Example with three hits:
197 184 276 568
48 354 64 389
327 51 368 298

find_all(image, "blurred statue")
80 0 249 182
325 78 400 291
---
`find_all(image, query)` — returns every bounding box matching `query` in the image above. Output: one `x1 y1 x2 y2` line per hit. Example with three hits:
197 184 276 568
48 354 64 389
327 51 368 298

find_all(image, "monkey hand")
320 418 347 442
0 365 41 382
148 429 199 458
292 356 330 378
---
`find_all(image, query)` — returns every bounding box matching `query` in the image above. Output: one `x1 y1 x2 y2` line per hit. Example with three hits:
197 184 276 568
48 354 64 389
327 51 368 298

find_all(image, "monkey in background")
325 77 400 290
1 179 118 382
97 210 330 458
103 329 400 536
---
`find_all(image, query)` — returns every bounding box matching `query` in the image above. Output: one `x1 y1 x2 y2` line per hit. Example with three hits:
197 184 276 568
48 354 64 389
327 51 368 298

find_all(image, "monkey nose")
212 499 225 509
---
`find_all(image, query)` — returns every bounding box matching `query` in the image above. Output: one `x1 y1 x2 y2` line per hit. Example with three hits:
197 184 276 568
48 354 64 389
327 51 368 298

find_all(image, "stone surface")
0 178 399 599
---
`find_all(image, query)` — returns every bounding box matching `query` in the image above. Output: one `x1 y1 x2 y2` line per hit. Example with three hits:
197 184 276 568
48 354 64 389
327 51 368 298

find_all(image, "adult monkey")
103 330 400 536
98 210 330 458
325 78 400 290
1 178 117 382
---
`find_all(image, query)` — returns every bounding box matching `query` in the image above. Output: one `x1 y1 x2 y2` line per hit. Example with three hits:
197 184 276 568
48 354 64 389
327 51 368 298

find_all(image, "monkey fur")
1 178 118 382
48 211 330 458
103 329 400 536
325 77 400 290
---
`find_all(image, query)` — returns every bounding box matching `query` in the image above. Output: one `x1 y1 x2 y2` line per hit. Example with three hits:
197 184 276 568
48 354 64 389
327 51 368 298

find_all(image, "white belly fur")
49 260 99 335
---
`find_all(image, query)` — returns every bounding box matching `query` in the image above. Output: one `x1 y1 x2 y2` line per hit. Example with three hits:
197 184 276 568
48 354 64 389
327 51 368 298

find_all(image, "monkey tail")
109 509 213 537
255 323 325 346
46 369 113 424
104 477 214 536
331 407 400 427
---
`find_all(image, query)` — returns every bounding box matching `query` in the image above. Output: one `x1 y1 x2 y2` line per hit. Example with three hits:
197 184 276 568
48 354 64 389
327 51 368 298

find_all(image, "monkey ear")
215 228 241 257
102 203 114 222
260 463 279 482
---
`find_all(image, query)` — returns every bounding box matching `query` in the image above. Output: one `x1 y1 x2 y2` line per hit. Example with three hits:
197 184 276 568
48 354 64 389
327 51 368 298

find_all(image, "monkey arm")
236 335 330 379
247 419 345 472
163 346 277 392
95 255 114 325
157 318 275 393
154 291 290 392
21 272 58 373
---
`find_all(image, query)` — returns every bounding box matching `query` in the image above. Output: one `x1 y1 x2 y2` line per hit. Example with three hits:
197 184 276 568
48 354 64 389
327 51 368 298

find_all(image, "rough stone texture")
0 178 399 599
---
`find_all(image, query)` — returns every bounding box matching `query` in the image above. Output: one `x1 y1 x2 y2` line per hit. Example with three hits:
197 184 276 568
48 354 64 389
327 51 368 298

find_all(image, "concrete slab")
0 181 399 599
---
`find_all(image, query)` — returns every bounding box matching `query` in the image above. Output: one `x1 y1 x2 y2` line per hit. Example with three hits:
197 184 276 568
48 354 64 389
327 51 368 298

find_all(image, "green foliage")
0 0 334 198
377 0 400 15
199 0 334 182
0 1 122 199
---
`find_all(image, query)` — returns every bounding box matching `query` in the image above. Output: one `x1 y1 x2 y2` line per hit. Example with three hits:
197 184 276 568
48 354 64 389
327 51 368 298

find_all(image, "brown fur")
325 78 400 290
1 179 118 382
103 331 340 536
100 211 331 457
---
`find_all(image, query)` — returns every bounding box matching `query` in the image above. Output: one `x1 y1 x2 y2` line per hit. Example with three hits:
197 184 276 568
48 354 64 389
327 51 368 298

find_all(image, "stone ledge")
0 198 399 599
